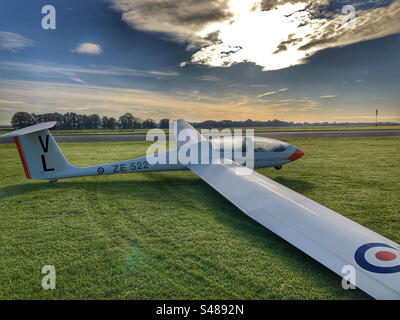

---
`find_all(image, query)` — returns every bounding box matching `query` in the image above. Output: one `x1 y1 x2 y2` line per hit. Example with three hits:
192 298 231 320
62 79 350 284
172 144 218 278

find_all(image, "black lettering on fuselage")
38 135 50 153
41 155 55 172
39 135 55 172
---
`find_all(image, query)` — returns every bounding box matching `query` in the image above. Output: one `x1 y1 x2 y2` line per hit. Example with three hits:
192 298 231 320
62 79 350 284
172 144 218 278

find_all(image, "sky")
0 0 399 125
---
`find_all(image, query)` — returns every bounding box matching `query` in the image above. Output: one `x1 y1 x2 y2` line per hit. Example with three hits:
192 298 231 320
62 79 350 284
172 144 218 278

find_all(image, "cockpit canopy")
211 136 290 153
254 137 290 152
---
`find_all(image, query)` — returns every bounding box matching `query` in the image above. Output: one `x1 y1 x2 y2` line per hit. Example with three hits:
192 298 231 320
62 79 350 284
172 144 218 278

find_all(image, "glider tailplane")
1 122 74 181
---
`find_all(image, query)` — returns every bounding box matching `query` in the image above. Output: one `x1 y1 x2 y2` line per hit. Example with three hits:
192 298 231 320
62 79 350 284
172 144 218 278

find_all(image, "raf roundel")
97 167 105 175
355 243 400 274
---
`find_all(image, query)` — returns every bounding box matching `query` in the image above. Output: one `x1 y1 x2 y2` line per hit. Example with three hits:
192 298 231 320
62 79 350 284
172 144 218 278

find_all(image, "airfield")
0 128 399 144
0 131 399 299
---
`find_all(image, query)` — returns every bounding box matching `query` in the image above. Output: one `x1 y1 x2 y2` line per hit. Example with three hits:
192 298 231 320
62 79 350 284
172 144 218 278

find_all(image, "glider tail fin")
0 122 74 180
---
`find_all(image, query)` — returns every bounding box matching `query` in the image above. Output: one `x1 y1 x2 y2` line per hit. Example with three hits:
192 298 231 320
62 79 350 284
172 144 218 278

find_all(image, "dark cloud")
110 0 400 71
274 34 302 54
110 0 232 37
298 37 336 51
273 43 287 54
130 0 232 26
261 0 332 20
203 30 222 45
261 0 298 11
300 0 400 51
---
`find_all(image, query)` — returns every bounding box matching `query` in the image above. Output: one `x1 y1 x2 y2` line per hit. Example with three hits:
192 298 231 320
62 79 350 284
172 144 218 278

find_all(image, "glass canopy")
211 137 290 153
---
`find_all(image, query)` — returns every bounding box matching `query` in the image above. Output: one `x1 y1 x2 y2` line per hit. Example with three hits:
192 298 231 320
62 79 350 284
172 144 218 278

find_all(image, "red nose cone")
287 148 304 162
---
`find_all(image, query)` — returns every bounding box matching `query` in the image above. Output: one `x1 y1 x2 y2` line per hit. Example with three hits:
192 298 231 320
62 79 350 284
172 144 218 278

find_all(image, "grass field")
0 137 399 299
0 125 399 136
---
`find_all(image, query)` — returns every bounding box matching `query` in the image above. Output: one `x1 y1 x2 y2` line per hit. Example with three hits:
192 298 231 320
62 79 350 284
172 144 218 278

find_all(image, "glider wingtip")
0 121 57 139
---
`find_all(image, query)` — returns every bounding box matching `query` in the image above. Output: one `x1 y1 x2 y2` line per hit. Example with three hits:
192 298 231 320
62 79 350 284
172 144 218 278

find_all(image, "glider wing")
174 120 400 300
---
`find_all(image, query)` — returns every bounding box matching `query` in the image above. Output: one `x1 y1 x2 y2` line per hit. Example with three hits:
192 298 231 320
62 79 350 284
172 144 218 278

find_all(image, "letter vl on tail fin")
0 122 74 181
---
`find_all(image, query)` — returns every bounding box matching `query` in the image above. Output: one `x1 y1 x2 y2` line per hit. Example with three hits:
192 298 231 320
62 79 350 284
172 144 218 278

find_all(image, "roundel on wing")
355 243 400 274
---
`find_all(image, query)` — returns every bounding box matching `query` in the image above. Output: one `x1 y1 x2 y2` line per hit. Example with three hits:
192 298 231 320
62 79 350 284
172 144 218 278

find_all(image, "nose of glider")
287 148 304 162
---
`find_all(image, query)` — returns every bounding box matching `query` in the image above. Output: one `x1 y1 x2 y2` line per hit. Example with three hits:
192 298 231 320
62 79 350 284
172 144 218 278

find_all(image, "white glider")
1 120 399 299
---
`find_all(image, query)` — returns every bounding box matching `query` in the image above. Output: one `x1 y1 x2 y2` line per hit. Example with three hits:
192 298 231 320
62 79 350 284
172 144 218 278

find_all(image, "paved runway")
0 130 399 144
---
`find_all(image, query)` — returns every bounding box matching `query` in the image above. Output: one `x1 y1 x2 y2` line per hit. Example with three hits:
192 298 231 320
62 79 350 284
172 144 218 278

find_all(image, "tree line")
11 112 170 130
10 112 399 130
11 112 300 130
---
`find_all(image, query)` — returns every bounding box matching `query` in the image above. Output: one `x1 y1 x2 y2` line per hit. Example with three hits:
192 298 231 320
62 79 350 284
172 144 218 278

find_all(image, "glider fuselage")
0 123 304 181
57 137 304 180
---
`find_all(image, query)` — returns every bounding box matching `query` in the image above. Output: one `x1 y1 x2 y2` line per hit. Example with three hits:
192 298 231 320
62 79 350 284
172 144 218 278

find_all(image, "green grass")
0 137 399 299
51 125 400 135
1 125 398 136
249 125 400 132
0 129 150 135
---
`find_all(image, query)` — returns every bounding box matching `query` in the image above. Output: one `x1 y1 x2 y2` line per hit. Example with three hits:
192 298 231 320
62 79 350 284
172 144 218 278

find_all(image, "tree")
106 117 118 129
33 113 63 129
244 119 254 127
101 116 108 129
63 112 80 129
88 114 101 129
119 113 134 129
132 116 142 129
159 119 170 129
50 113 64 129
79 115 90 129
142 119 157 129
118 113 142 129
11 112 37 129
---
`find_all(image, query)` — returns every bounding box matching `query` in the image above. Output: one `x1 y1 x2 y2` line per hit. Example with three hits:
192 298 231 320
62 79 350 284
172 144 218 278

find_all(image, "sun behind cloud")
110 0 400 71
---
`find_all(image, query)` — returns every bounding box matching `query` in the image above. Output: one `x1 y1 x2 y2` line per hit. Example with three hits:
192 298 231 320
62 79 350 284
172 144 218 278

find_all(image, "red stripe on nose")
286 149 304 162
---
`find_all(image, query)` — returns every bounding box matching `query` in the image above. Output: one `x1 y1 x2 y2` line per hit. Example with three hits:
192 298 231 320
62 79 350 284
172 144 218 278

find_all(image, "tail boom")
1 122 187 181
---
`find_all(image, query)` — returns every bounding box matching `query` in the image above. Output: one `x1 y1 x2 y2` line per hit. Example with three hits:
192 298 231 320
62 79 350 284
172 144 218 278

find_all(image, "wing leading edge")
174 120 400 300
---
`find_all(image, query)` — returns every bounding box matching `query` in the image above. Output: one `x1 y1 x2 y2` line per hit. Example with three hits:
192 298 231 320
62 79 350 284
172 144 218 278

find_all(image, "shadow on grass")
0 175 314 201
0 176 199 200
0 175 314 245
273 176 315 194
0 175 314 257
0 174 316 257
0 174 316 255
0 175 369 299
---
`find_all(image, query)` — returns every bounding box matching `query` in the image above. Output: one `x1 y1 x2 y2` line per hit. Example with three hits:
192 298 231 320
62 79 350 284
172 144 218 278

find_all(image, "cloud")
257 88 288 98
249 84 270 88
1 80 399 125
108 0 233 45
0 61 179 80
109 0 400 71
147 70 179 77
253 97 321 113
69 77 86 84
319 95 336 98
199 75 220 81
0 80 330 125
297 1 400 52
0 32 33 51
334 115 399 120
71 42 102 55
0 99 23 104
